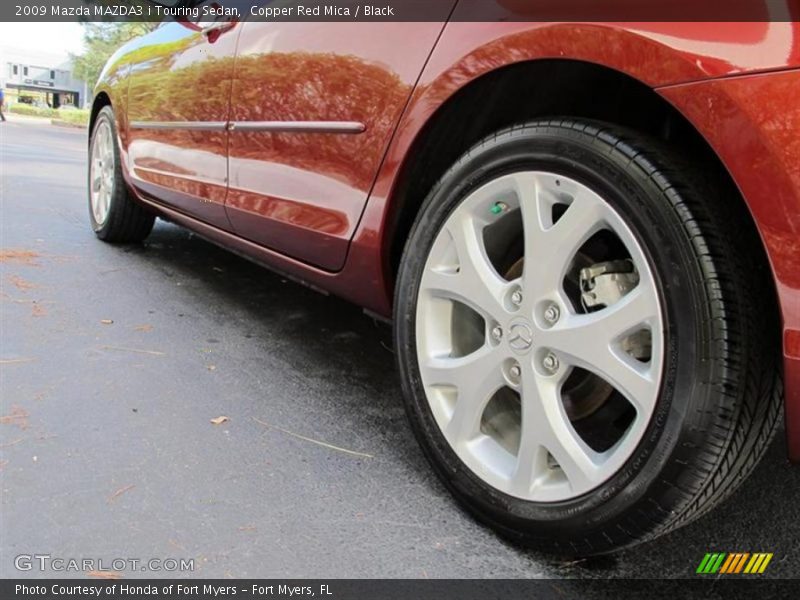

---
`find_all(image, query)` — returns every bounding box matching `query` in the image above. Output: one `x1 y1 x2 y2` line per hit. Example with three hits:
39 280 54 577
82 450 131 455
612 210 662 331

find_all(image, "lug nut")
491 325 503 341
509 364 522 379
543 303 560 324
511 290 523 306
542 353 559 374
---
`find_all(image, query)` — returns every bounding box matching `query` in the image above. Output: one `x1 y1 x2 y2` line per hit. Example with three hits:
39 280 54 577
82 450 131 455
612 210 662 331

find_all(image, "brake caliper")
580 260 650 360
579 260 639 309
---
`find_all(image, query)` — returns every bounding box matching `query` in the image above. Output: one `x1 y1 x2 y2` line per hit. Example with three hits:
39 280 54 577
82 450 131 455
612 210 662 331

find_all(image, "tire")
394 119 782 556
88 105 155 242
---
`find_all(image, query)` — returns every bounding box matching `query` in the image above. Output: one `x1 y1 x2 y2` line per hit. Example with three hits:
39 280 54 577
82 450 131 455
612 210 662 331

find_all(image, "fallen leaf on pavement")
210 416 229 425
0 406 30 430
108 484 135 503
206 365 216 371
0 250 40 266
31 303 47 317
9 276 36 291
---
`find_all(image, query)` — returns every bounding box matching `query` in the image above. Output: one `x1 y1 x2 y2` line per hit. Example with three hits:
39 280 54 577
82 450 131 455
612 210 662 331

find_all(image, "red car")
88 3 800 555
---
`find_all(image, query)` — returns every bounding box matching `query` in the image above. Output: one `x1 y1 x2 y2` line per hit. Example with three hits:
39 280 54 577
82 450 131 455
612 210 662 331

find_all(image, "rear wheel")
394 120 782 556
88 106 154 242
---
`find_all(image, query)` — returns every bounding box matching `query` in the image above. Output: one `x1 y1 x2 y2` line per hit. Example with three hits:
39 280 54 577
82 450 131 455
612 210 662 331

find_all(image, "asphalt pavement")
1 117 798 581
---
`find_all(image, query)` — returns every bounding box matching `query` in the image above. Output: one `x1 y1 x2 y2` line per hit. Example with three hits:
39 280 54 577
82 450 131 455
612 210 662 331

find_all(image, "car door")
225 8 452 271
124 12 239 228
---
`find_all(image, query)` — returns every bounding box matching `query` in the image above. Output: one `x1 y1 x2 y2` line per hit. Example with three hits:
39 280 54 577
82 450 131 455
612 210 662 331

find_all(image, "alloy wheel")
90 120 115 226
415 171 664 502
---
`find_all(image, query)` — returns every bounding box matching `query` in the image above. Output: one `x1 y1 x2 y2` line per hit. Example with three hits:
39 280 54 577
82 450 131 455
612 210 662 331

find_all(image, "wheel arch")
383 59 768 283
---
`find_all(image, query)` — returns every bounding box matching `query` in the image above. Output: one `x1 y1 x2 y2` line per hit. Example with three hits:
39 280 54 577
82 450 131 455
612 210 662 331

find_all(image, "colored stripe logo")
697 552 773 574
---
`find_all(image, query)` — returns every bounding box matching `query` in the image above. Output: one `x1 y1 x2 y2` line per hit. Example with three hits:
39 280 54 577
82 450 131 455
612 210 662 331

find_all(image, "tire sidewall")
395 125 712 544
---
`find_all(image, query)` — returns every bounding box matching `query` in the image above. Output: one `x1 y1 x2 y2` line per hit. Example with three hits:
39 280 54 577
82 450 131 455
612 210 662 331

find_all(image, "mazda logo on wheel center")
508 322 534 353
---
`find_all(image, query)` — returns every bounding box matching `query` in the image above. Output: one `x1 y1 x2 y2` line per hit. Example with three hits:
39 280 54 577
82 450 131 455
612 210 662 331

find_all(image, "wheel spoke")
541 417 602 494
420 345 506 445
102 129 111 157
539 287 660 412
509 382 549 496
422 211 509 323
100 189 109 220
511 369 601 496
519 174 607 296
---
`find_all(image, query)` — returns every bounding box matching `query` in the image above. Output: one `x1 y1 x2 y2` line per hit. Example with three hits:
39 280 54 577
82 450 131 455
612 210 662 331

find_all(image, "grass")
8 104 58 118
8 103 90 126
55 110 90 127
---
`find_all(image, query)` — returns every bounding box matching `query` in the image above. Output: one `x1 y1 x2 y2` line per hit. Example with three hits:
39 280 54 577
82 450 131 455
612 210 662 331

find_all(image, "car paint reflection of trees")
121 32 411 193
124 28 233 225
120 34 413 265
229 52 409 193
223 18 449 270
224 51 411 254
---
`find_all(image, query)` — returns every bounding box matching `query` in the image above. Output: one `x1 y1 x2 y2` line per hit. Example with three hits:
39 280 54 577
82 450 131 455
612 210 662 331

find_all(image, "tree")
71 22 158 92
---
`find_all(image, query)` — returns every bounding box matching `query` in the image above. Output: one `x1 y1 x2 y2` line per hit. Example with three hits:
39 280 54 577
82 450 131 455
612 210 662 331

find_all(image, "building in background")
1 46 89 109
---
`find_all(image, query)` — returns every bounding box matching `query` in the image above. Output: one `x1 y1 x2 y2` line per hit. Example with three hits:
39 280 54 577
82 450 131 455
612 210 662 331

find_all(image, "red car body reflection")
93 8 800 460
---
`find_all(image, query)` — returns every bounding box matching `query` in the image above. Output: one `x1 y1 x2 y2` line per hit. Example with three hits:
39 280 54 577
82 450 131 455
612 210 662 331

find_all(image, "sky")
0 22 85 59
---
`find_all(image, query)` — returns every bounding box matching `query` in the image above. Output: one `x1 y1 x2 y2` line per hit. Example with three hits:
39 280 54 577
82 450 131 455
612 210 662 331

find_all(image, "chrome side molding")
228 121 366 134
129 121 228 131
130 121 366 134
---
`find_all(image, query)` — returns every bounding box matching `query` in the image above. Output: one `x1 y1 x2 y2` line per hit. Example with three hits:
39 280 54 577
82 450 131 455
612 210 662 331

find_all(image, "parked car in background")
87 1 800 555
